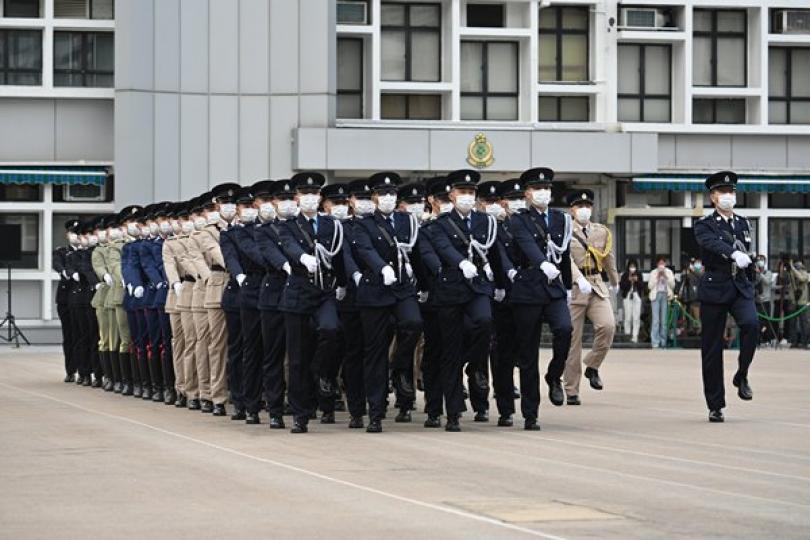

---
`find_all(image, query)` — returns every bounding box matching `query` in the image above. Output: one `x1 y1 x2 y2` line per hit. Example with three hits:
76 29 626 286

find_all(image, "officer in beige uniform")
563 190 619 405
174 202 201 410
161 203 188 407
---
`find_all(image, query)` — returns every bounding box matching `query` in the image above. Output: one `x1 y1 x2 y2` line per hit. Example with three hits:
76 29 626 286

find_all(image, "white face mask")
454 194 476 214
406 203 425 220
329 204 349 220
206 211 220 224
140 225 150 237
575 206 592 223
353 199 376 217
171 220 181 234
159 221 172 235
109 228 123 241
220 203 237 221
148 222 159 235
240 207 258 223
531 188 552 208
299 193 320 214
126 223 139 237
259 202 277 222
68 232 79 245
88 234 99 246
485 202 505 219
377 194 397 214
507 199 526 213
79 236 89 247
193 217 207 230
277 199 298 219
181 221 194 234
439 202 453 215
716 192 736 211
98 230 107 242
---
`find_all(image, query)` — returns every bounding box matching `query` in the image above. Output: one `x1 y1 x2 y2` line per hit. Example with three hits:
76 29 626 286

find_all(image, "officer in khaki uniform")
563 189 619 404
173 202 201 410
90 216 113 389
162 204 188 407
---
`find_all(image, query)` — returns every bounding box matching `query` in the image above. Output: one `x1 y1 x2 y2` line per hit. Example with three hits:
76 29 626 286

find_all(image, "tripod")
0 264 30 348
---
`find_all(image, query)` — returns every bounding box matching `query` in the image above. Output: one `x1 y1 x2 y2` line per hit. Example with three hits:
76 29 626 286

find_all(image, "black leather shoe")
269 415 285 429
76 375 84 385
424 416 441 428
396 372 416 400
524 418 541 431
709 409 724 423
164 390 176 405
175 395 187 408
567 395 581 406
103 379 114 392
733 372 753 401
545 376 564 406
512 385 521 399
187 398 201 411
395 410 412 423
497 415 513 427
83 376 93 387
349 416 364 429
213 404 227 417
132 384 142 398
474 411 489 422
366 419 383 433
92 377 103 388
231 409 246 421
141 386 152 400
201 400 214 413
318 377 334 398
245 412 260 424
445 416 461 432
321 412 335 424
584 367 603 390
473 371 490 395
122 383 133 396
291 420 308 434
151 389 164 403
113 382 122 394
64 374 75 383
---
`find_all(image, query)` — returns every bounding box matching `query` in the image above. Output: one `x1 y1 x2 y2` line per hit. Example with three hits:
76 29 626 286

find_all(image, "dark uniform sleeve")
219 229 244 276
429 218 466 269
510 214 548 267
255 225 290 272
694 218 734 260
352 221 390 276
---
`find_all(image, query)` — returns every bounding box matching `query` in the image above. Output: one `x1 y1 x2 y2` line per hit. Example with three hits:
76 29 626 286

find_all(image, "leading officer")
694 171 757 423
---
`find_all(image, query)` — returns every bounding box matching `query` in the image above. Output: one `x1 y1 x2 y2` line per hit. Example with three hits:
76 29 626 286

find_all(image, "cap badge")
539 173 545 180
445 185 451 193
384 177 391 184
490 186 496 194
412 188 417 196
724 175 729 182
514 183 520 190
338 187 344 194
581 193 587 200
465 174 471 182
284 184 290 191
307 177 313 185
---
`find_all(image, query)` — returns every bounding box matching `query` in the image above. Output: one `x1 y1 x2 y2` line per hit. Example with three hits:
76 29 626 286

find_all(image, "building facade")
3 0 810 339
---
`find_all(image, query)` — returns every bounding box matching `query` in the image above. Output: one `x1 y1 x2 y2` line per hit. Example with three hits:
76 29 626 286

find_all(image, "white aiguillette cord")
313 218 343 290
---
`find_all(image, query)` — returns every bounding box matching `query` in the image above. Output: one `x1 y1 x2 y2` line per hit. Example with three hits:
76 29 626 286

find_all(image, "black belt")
211 265 227 272
182 276 195 283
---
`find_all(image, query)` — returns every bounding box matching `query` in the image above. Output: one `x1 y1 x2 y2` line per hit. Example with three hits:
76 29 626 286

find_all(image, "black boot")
139 351 152 400
147 348 164 403
99 352 113 391
109 351 122 392
175 394 187 408
130 351 142 397
164 388 176 405
161 349 176 403
151 386 164 403
119 352 133 395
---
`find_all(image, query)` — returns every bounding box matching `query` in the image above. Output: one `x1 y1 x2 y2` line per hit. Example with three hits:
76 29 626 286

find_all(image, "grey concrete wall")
114 0 337 209
658 134 810 172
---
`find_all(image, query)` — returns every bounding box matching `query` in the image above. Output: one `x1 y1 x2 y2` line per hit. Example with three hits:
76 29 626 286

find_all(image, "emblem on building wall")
466 133 494 169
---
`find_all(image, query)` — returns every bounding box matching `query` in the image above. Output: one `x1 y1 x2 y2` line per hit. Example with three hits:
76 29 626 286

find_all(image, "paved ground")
1 346 808 540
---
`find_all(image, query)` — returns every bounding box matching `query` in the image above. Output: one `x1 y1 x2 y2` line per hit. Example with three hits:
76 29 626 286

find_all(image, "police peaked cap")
321 183 351 201
117 205 143 223
368 171 402 192
211 182 242 203
272 179 296 198
498 179 525 199
565 189 595 206
291 172 326 191
446 169 481 188
398 183 426 203
426 176 451 198
705 170 738 191
477 181 501 201
348 178 373 199
235 187 254 204
521 167 555 187
251 180 275 198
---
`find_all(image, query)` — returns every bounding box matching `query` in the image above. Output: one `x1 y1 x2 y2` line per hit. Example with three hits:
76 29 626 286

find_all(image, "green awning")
0 166 108 186
632 174 810 193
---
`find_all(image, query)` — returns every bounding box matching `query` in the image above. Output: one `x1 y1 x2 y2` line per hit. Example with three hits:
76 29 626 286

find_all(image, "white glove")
236 273 246 287
567 290 572 305
61 270 69 280
417 290 429 303
127 284 133 296
300 253 318 274
483 263 494 281
121 277 126 287
540 261 560 281
405 262 413 279
156 282 165 289
134 286 144 298
459 260 478 279
173 282 183 296
95 283 103 291
731 251 752 269
353 271 362 287
507 269 518 282
282 262 292 276
494 289 506 303
336 286 347 301
381 265 397 286
72 272 80 282
576 276 593 295
103 273 113 286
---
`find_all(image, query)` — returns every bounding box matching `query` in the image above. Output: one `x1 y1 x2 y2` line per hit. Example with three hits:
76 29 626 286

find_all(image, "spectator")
648 256 675 348
678 258 703 336
754 255 776 345
619 259 645 343
774 258 797 346
789 260 810 349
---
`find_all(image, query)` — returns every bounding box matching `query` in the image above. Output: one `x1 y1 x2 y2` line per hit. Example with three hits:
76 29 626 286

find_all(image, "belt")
582 269 601 276
211 265 227 272
182 276 196 283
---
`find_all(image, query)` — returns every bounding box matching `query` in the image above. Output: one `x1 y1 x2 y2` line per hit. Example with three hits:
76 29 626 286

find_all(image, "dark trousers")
260 308 286 416
339 309 366 417
240 305 264 415
464 313 490 414
57 302 74 376
135 309 153 388
69 304 90 376
420 308 443 417
127 309 146 387
87 307 101 380
224 309 244 410
701 296 758 411
285 299 339 424
360 298 422 420
159 311 175 389
145 308 165 389
438 294 492 418
514 298 572 420
492 301 518 417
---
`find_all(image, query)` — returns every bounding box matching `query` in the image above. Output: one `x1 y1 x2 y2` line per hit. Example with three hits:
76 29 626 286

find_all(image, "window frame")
768 218 810 269
53 30 114 88
336 37 364 119
692 98 746 124
380 93 442 120
692 8 748 88
466 3 505 28
0 29 43 86
537 95 590 122
380 1 442 83
538 5 590 83
617 43 672 123
460 40 519 121
769 47 810 125
3 0 40 17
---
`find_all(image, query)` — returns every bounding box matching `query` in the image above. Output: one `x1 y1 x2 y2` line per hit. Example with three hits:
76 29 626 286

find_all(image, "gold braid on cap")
582 227 613 274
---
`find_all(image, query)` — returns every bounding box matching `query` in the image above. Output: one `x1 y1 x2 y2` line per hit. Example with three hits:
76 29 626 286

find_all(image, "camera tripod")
0 265 30 348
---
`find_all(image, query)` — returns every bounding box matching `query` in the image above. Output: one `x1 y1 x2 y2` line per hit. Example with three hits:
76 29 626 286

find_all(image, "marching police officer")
694 171 757 423
54 220 80 382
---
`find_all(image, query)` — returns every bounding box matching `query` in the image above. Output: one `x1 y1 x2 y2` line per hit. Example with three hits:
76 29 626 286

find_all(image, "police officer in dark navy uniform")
694 171 757 423
54 220 80 382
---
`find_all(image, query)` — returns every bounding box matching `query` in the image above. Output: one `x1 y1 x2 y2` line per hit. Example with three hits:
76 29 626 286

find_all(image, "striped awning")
0 166 108 186
631 174 810 193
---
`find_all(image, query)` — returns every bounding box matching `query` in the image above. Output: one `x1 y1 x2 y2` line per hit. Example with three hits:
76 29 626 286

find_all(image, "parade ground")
0 347 808 540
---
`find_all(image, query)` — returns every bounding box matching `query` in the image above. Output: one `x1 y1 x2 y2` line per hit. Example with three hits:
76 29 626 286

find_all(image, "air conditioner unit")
64 183 105 202
337 1 368 25
773 10 810 34
620 7 671 30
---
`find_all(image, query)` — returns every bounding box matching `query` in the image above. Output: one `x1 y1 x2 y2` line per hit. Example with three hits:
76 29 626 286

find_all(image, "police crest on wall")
466 133 494 169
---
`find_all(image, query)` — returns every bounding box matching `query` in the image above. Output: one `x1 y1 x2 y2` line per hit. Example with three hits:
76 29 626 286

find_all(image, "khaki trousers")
207 307 228 405
564 293 615 396
169 311 186 396
179 308 199 399
95 307 111 352
192 282 211 401
114 306 130 353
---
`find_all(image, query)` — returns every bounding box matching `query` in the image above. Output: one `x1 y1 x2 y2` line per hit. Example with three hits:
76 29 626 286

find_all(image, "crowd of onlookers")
613 255 810 349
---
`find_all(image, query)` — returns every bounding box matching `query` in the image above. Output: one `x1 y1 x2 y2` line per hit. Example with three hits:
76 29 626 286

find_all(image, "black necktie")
539 212 548 232
388 216 395 231
582 226 588 239
464 217 471 232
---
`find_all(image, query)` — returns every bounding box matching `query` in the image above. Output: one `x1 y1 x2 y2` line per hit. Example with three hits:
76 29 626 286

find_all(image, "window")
53 31 113 87
3 0 40 17
381 3 441 82
769 48 810 125
769 193 810 209
693 9 746 87
0 184 41 202
769 219 810 268
618 44 671 122
538 6 589 82
617 217 681 272
693 98 745 124
460 41 518 121
467 4 504 28
538 95 589 121
381 94 441 119
337 0 369 25
337 38 363 119
0 213 39 269
54 0 114 19
0 30 42 85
